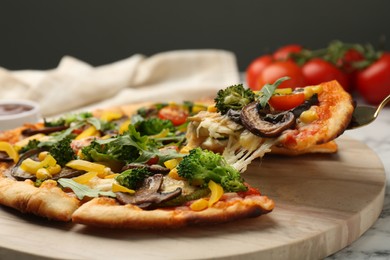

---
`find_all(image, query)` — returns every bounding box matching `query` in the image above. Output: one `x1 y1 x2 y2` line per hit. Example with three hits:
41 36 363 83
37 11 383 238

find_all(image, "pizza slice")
185 79 354 172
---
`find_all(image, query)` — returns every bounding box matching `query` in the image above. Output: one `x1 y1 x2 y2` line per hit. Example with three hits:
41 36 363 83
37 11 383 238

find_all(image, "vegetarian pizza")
0 78 354 229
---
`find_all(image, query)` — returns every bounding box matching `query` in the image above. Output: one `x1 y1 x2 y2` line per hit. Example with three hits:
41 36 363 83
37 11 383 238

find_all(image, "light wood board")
0 136 386 260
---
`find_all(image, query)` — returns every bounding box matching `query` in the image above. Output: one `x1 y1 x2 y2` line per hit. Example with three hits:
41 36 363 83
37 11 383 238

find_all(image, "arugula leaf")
135 147 185 165
258 77 290 108
86 117 103 130
58 178 116 200
38 123 83 147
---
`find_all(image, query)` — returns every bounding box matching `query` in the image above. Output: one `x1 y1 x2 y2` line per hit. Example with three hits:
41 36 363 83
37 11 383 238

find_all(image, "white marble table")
327 103 390 259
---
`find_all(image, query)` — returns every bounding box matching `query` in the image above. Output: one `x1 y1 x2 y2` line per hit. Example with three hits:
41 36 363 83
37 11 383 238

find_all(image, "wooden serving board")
0 136 386 260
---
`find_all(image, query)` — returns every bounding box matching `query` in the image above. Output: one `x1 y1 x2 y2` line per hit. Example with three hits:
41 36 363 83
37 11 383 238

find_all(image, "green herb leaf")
38 122 83 147
86 117 102 130
258 77 290 108
58 178 116 200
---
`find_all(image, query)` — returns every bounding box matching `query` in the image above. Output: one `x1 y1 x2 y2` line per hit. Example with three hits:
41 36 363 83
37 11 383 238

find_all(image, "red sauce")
0 104 33 116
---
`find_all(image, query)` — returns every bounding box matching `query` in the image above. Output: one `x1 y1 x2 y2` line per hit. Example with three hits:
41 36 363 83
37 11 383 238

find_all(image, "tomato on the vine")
158 106 189 126
302 58 350 91
245 55 274 89
255 61 306 90
268 92 305 111
356 52 390 104
273 44 303 61
337 49 365 74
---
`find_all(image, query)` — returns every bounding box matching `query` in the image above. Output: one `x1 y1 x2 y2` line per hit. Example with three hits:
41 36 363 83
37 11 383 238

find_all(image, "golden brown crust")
0 177 80 221
72 194 274 229
270 141 338 156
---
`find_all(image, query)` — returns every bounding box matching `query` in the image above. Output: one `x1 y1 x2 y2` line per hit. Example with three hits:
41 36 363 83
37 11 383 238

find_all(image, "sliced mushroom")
51 167 85 180
240 102 296 138
291 94 319 117
10 148 84 181
0 152 13 162
10 148 44 180
22 125 69 136
121 163 170 175
226 109 242 124
115 174 182 209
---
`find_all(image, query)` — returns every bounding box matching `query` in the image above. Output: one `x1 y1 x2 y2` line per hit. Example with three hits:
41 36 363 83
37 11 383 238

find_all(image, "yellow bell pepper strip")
192 103 208 114
36 168 52 180
208 180 224 207
207 105 217 113
150 128 170 138
13 133 46 152
0 141 19 163
65 160 109 177
164 158 181 170
75 126 99 140
20 154 57 174
190 198 209 211
46 164 62 175
119 119 131 134
274 88 293 95
72 171 98 184
104 173 120 179
38 151 49 161
167 168 183 181
179 145 192 154
112 182 135 194
100 111 123 122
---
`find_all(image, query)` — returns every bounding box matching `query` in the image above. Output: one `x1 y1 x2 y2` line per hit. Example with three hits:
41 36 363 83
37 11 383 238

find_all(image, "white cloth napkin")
0 49 240 117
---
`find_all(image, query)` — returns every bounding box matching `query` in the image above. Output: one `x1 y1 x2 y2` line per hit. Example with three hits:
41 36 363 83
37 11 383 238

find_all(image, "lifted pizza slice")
185 80 354 172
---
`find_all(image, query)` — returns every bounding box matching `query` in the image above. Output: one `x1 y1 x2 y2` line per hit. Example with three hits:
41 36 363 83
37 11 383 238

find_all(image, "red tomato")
255 61 306 90
237 185 261 198
273 44 303 61
268 92 305 111
245 55 274 89
146 156 159 165
302 58 350 91
356 52 390 104
338 49 365 73
158 106 189 126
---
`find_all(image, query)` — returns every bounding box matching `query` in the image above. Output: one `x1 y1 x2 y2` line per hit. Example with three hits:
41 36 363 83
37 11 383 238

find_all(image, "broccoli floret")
81 138 140 163
48 136 76 166
19 139 41 154
177 148 247 192
115 167 153 190
214 84 255 115
136 117 175 136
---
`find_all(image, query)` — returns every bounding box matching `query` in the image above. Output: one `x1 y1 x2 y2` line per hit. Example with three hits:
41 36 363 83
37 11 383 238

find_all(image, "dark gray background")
1 0 389 71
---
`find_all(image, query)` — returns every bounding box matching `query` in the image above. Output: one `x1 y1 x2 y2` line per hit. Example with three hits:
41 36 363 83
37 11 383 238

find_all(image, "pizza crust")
0 176 80 221
72 194 274 229
270 141 338 156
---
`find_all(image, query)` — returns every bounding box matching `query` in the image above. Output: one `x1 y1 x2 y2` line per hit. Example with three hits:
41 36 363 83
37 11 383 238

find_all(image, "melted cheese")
162 176 196 195
187 111 277 172
87 177 114 191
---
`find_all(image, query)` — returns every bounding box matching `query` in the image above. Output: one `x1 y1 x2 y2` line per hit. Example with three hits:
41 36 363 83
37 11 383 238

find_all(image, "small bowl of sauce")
0 100 41 131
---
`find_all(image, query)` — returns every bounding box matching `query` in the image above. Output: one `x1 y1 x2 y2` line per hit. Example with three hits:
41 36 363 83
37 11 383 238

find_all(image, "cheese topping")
187 111 277 172
162 176 196 195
